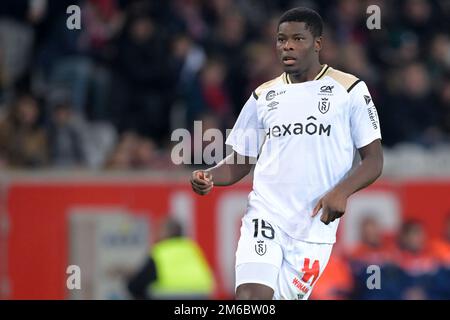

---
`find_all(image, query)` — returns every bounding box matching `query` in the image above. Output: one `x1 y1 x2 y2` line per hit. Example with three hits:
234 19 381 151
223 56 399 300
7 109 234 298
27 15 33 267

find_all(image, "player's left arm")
312 139 383 225
312 80 383 225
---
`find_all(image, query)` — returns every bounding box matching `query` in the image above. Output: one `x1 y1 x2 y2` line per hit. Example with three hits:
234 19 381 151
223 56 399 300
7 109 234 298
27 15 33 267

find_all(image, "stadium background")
0 0 450 300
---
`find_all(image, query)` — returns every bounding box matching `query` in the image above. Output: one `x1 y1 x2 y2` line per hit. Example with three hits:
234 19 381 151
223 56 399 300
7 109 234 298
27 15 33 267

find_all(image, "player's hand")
311 190 348 225
190 170 214 196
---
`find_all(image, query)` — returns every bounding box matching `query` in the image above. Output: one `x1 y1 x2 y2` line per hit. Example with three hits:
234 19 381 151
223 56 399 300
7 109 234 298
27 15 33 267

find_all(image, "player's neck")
287 61 323 84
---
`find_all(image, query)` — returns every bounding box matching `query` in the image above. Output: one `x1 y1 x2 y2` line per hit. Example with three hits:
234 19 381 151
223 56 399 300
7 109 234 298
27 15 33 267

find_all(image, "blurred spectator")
401 0 440 42
131 137 158 169
109 9 175 143
188 112 225 166
171 0 209 42
105 131 172 170
348 217 392 269
0 93 47 168
347 216 397 299
30 0 115 121
105 131 140 170
431 214 450 266
438 75 450 139
0 16 34 101
311 250 353 300
392 220 439 300
319 29 341 69
244 41 282 95
127 217 215 299
211 9 248 116
328 0 366 44
199 58 233 127
0 0 448 170
47 101 85 168
428 33 450 78
171 33 206 127
78 0 123 58
390 31 421 67
428 214 450 299
340 42 377 84
380 63 440 147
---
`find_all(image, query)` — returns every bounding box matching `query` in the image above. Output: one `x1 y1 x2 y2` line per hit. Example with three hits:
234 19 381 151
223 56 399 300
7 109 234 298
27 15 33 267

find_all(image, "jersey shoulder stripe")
324 67 361 93
253 73 288 100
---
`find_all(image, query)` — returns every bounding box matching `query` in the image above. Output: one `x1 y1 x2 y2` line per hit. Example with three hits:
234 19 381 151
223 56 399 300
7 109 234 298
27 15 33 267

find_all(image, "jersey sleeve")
225 94 265 158
349 81 382 149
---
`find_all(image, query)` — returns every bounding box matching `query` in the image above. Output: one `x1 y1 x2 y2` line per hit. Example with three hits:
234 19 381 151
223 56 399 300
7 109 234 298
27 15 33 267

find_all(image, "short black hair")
278 7 323 37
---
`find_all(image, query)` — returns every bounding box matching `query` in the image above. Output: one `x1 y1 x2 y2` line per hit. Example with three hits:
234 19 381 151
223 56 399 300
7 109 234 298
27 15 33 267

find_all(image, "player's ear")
314 36 323 53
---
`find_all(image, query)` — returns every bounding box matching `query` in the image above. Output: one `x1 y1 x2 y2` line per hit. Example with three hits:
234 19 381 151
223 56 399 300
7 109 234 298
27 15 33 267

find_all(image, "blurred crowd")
0 0 450 170
312 215 450 300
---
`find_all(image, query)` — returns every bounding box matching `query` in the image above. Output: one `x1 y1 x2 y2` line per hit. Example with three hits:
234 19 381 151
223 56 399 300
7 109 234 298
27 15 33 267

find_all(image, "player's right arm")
190 151 254 196
191 92 263 196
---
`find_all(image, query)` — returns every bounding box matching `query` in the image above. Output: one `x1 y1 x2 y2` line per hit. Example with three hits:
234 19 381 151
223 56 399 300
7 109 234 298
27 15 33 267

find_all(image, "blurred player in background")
127 217 215 299
191 7 383 300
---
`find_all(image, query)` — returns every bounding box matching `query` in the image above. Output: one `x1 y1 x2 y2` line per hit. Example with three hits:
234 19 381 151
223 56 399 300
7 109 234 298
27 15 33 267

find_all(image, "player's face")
276 21 321 74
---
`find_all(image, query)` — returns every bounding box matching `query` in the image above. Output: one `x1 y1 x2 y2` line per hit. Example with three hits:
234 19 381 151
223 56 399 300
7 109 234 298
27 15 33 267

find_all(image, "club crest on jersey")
318 98 331 114
255 240 267 256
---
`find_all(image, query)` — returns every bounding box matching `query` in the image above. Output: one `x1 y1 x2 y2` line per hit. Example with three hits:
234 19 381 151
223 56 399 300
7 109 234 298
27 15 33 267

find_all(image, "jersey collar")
284 64 329 84
314 64 329 80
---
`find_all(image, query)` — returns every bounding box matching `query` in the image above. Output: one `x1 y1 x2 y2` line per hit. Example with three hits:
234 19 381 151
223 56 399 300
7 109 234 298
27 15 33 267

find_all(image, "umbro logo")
364 95 372 105
267 101 279 111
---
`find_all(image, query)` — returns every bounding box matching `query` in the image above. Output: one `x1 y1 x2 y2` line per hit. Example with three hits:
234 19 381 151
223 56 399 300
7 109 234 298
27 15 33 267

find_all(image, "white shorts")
235 214 333 300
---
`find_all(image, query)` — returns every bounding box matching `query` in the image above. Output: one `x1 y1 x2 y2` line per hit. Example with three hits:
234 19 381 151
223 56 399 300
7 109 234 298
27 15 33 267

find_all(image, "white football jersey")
225 64 382 243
